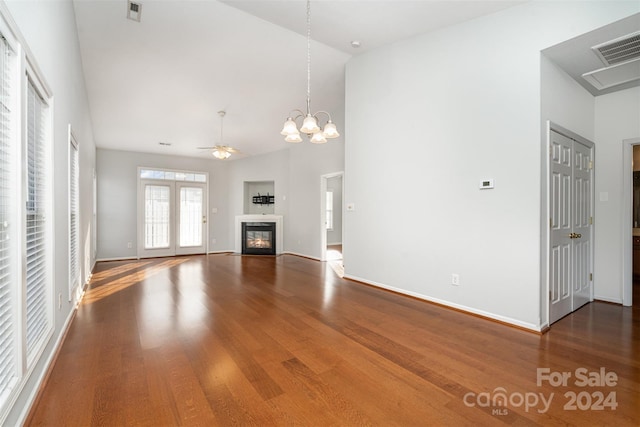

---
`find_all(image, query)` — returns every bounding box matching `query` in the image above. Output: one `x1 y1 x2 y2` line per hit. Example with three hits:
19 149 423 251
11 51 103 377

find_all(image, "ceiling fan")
198 110 239 159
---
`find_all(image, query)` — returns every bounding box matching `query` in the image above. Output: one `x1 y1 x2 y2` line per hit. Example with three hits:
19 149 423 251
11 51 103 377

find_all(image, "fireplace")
242 222 276 255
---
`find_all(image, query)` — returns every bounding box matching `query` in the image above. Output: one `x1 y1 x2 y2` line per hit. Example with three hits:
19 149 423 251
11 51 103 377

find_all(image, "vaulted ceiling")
72 0 527 159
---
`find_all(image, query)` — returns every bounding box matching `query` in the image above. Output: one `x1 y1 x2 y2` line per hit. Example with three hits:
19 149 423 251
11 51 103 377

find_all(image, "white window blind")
144 185 170 249
179 186 203 247
326 191 333 230
69 137 79 294
25 80 49 358
0 35 17 404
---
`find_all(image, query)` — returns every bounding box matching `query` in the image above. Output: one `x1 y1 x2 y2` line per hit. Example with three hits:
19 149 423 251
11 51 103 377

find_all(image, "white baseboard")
95 256 138 262
594 295 622 304
283 251 321 261
15 304 77 426
207 250 234 254
344 274 542 332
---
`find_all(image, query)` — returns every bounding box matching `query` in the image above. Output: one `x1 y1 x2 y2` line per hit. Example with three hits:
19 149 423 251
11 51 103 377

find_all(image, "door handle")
202 216 207 224
569 233 582 239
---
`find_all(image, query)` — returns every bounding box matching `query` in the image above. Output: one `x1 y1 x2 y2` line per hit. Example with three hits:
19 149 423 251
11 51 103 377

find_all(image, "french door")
138 180 207 258
549 128 594 324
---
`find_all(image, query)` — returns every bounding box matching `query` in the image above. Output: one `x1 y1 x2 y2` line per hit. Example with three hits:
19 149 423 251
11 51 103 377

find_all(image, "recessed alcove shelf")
244 181 275 214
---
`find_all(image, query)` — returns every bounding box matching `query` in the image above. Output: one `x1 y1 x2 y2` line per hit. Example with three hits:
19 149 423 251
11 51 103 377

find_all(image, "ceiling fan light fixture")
212 149 231 159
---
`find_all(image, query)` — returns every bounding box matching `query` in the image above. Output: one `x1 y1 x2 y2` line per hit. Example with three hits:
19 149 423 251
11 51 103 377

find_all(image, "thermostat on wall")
479 179 494 189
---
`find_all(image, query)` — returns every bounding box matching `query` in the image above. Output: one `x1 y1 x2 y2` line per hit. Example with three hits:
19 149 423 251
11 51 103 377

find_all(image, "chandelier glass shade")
281 0 339 144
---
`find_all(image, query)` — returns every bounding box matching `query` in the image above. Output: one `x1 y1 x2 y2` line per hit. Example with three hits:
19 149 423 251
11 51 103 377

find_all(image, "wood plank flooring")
26 254 640 426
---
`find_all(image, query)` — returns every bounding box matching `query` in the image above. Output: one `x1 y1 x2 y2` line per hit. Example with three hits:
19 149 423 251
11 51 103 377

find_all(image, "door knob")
569 232 582 239
202 216 207 224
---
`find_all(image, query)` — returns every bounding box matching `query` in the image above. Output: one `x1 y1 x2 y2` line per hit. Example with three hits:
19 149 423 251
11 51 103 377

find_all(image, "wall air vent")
127 0 142 22
592 31 640 66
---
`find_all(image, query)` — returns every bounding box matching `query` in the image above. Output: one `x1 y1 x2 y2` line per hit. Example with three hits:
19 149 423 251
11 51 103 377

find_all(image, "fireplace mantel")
235 215 283 254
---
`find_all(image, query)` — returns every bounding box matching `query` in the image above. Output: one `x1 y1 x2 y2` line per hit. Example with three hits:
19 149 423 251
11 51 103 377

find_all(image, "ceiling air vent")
582 31 640 91
127 0 142 22
592 31 640 66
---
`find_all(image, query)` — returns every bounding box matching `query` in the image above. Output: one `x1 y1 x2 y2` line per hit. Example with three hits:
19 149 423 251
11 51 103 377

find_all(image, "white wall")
287 140 344 258
96 148 229 258
594 87 640 302
344 1 639 330
3 0 96 424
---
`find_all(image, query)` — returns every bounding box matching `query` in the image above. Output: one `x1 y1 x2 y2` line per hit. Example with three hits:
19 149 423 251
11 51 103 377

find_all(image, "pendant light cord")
306 0 311 114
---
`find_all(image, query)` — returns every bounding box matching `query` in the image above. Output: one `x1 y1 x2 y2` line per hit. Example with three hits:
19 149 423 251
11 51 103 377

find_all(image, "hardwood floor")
27 254 640 426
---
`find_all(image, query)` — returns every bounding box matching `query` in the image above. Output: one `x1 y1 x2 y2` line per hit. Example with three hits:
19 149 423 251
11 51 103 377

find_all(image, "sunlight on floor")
83 258 190 304
326 244 344 277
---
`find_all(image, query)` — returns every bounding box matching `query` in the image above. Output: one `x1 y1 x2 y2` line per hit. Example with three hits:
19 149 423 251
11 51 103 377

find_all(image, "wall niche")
244 181 275 215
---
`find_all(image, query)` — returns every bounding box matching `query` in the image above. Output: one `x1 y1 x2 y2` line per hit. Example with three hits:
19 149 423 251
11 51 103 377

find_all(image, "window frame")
68 126 80 302
0 4 54 422
0 19 20 418
326 190 334 231
22 55 54 373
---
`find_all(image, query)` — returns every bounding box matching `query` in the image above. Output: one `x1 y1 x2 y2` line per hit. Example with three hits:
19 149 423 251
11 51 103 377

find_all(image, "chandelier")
280 0 339 144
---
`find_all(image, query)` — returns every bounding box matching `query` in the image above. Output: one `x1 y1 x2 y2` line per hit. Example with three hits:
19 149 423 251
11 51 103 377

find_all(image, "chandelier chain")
306 0 311 113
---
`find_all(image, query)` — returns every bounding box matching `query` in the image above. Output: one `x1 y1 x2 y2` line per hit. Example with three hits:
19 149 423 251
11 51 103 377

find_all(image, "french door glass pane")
179 187 202 247
144 185 170 249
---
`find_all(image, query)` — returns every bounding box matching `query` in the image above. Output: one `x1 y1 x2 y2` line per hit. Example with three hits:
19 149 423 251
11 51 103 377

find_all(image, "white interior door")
549 129 593 324
138 179 207 258
175 182 207 255
550 131 573 322
572 141 592 310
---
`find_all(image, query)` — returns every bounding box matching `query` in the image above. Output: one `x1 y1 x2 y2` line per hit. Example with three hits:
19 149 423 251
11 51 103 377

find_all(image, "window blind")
69 138 79 294
25 80 48 358
0 35 16 403
326 191 333 230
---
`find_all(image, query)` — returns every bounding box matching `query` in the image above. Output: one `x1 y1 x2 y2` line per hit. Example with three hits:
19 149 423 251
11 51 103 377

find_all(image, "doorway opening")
622 138 640 307
320 172 344 266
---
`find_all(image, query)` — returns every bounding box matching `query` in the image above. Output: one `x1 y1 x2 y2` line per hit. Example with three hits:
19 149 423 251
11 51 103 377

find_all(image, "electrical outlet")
127 241 132 249
211 238 216 245
58 293 62 310
451 273 460 286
